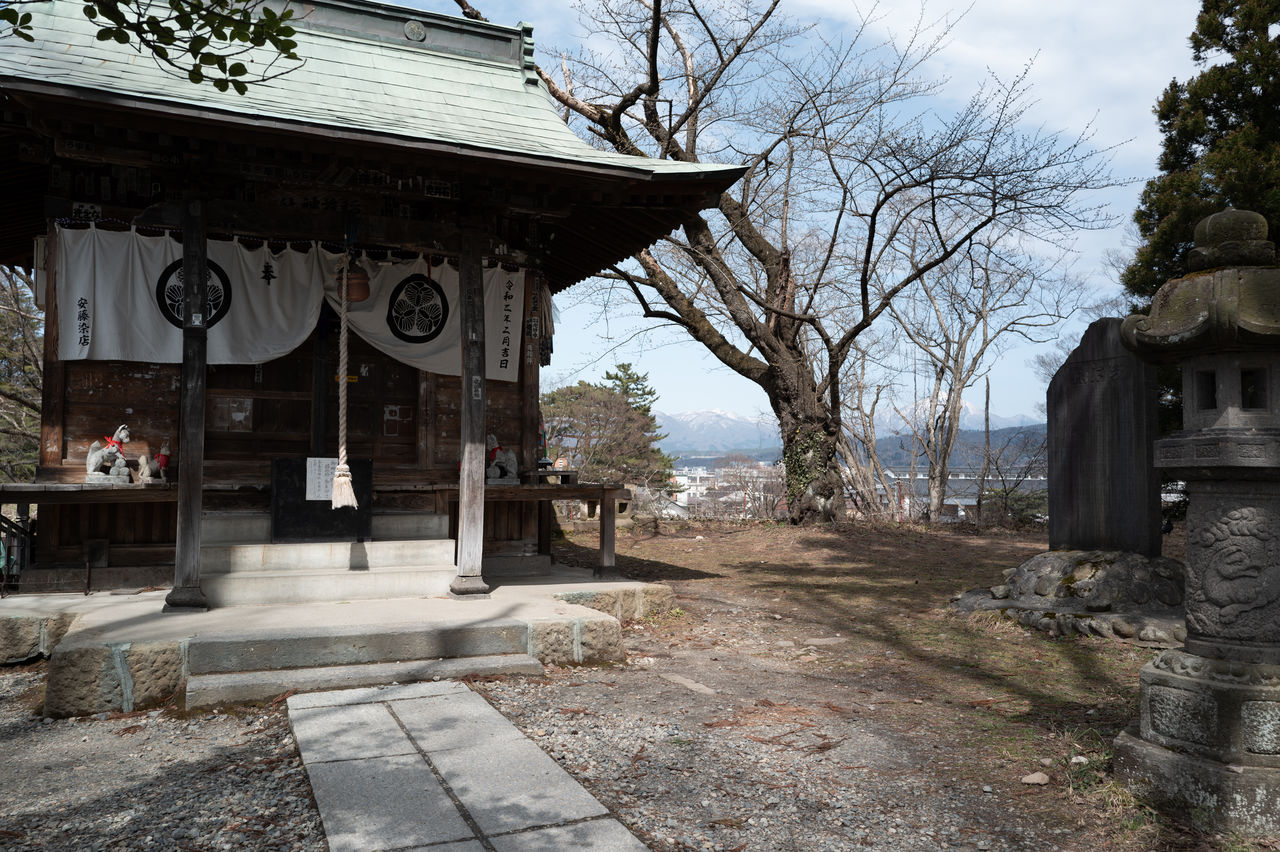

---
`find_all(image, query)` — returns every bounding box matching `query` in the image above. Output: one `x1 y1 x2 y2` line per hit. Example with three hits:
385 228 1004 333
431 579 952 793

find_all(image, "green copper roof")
0 0 737 182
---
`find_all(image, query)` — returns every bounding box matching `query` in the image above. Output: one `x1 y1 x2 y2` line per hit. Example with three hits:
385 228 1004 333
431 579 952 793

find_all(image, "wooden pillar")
39 224 64 469
165 198 210 611
597 491 617 578
450 229 490 597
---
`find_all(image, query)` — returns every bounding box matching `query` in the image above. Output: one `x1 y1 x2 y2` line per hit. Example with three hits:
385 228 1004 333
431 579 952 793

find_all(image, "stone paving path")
287 681 648 851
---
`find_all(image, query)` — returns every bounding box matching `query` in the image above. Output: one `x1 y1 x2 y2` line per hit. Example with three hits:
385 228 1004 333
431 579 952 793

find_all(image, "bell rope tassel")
332 256 359 509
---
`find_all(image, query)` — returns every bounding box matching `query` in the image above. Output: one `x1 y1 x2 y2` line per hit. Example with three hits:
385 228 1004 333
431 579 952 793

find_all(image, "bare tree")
0 266 41 482
887 240 1082 520
838 332 900 518
472 0 1112 522
981 427 1048 525
715 453 784 519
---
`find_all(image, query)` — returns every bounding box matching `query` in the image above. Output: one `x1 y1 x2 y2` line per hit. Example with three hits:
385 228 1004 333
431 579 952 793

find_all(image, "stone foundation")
1115 729 1280 835
952 550 1186 645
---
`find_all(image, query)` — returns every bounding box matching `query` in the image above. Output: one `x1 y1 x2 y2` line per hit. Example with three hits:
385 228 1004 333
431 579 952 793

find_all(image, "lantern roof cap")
1122 209 1280 360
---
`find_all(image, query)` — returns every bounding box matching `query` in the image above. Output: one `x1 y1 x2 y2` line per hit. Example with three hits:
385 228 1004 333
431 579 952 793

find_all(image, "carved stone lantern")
1116 208 1280 833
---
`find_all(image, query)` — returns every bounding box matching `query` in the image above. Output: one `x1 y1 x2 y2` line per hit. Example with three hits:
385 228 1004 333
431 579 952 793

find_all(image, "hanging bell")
341 262 371 303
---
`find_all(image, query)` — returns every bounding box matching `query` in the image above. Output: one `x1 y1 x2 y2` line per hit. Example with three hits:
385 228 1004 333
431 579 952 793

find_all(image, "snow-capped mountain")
655 410 779 454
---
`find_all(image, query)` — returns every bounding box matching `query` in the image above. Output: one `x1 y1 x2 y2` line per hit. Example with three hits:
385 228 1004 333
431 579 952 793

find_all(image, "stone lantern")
1116 208 1280 834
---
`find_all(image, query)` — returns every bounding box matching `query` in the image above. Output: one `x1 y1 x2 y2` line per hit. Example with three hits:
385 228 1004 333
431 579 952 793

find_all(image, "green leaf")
80 5 98 21
1 8 18 25
112 29 129 44
228 62 246 77
213 79 228 92
231 79 247 96
199 52 220 66
187 65 203 84
95 28 116 41
15 29 34 42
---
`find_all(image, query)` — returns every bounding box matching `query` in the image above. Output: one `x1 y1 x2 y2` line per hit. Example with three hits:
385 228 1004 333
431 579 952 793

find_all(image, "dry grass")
554 519 1274 851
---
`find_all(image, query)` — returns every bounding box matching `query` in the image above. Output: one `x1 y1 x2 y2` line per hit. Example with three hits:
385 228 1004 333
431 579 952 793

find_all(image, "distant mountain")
655 410 779 455
872 423 1048 469
656 406 1045 461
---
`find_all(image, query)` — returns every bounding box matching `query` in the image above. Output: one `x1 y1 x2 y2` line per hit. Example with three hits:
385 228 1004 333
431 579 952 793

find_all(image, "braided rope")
331 256 357 508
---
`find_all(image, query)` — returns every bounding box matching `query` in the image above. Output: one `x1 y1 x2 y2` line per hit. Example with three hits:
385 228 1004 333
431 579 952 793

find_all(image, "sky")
411 0 1203 420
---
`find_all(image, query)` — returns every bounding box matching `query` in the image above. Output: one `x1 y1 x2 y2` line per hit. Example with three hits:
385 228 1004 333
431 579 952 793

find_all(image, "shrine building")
0 0 743 607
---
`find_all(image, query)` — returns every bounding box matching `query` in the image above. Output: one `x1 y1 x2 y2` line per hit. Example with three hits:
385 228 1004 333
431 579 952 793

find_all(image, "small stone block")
489 818 648 851
305 754 473 852
391 691 526 753
578 615 623 663
430 737 609 835
0 617 44 664
43 645 120 718
527 620 573 665
125 642 183 711
290 703 417 763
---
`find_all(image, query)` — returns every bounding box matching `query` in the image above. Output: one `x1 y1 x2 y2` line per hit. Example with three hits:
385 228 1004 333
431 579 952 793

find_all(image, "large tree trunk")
773 384 844 524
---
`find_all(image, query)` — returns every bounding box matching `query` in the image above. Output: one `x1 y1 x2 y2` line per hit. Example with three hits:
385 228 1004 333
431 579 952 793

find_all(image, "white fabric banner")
321 258 524 382
56 227 526 381
57 225 330 364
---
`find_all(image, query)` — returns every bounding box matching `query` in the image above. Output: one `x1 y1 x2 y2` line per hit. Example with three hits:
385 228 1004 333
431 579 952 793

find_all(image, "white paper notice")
306 458 338 501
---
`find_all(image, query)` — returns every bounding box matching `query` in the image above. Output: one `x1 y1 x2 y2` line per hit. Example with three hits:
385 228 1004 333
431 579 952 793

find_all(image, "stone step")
201 512 449 545
200 566 457 607
200 539 455 574
201 512 271 545
185 652 540 706
186 618 531 674
372 512 449 540
185 653 543 708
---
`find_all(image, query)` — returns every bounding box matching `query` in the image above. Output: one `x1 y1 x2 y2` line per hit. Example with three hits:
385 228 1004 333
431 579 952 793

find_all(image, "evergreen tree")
1122 0 1280 306
603 363 659 417
542 378 673 488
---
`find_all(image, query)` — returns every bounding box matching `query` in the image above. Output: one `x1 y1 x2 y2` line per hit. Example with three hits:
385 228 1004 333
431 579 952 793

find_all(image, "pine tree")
543 373 673 488
603 363 658 417
1122 0 1280 306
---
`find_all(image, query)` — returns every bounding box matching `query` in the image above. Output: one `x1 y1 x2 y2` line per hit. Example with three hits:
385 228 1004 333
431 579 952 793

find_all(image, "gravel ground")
0 665 324 852
471 624 1082 852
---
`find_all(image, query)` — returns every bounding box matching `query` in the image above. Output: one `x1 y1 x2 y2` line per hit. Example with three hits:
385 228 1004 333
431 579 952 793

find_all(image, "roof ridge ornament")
520 22 538 85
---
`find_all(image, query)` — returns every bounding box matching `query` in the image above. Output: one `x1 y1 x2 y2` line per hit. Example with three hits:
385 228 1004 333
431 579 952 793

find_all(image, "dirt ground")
497 518 1274 852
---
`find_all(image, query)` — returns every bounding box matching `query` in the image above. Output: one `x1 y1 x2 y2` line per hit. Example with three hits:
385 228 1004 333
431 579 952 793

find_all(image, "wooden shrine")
0 0 742 606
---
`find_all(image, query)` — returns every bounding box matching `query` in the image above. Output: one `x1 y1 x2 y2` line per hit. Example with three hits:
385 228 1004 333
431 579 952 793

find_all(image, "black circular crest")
155 259 232 329
386 273 449 343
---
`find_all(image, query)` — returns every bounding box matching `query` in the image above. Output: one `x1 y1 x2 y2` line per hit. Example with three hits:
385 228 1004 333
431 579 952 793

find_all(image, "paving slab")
289 703 416 763
391 690 529 752
288 682 647 851
304 753 474 852
288 678 467 710
431 737 610 835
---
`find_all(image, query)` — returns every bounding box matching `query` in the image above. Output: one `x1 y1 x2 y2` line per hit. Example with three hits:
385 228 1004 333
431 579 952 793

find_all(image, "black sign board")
270 458 373 543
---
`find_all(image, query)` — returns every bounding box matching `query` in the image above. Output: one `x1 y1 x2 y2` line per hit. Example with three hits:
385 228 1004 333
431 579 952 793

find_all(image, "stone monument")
1047 318 1161 555
1114 208 1280 834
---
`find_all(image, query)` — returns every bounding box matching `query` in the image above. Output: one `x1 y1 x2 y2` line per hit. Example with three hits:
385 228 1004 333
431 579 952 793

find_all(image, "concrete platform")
287 681 648 851
0 568 674 717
